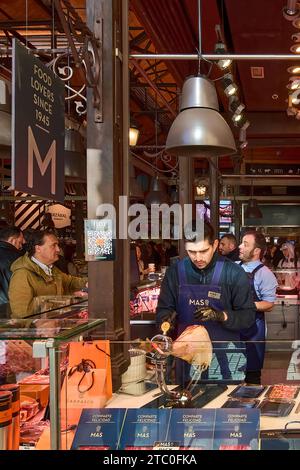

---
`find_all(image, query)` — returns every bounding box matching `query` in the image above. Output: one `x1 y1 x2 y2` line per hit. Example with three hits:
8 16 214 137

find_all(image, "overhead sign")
242 203 300 227
12 39 65 201
47 204 71 228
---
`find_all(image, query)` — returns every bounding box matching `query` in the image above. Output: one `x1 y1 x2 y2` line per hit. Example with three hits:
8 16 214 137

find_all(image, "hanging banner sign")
11 39 65 201
47 204 71 228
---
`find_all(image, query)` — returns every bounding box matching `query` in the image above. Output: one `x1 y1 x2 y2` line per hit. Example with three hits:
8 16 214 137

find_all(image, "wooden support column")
86 0 129 389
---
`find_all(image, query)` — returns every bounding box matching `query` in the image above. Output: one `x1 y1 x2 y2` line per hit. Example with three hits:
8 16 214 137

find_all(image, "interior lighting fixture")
239 128 248 150
245 198 263 219
290 43 300 53
290 89 300 104
166 1 236 157
235 114 250 130
221 73 238 97
214 42 232 70
287 77 300 90
165 75 236 157
145 176 170 207
293 17 300 28
129 163 144 200
287 65 300 74
196 184 207 197
229 96 245 115
245 176 262 219
129 123 140 146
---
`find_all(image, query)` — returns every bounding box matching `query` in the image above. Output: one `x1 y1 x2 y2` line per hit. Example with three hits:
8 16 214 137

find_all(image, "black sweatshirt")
156 252 256 332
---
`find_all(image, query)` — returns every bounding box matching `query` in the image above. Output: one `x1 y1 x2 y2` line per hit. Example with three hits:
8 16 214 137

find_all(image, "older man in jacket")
9 230 87 318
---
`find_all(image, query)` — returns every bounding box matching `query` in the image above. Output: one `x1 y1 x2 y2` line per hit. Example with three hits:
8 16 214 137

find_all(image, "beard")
240 247 256 262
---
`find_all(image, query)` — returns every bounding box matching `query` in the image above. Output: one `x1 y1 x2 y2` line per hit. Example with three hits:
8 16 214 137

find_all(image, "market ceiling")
0 0 300 170
129 0 300 169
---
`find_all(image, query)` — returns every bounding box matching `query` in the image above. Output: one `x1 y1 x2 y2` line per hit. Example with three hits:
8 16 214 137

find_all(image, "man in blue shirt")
238 231 278 384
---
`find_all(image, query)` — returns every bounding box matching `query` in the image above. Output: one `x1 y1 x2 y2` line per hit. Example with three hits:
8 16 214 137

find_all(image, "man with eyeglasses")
156 220 256 386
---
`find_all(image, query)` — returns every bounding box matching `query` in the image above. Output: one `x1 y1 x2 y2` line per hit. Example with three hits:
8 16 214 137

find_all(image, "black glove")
194 306 225 322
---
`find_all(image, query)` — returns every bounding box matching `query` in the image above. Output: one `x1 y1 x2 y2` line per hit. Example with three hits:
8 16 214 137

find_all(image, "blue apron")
176 258 241 384
239 263 265 371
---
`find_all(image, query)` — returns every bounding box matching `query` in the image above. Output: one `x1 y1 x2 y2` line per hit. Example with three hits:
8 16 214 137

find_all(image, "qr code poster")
84 219 115 261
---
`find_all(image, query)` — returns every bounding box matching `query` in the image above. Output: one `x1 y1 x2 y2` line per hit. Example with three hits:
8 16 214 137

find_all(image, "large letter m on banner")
28 126 56 195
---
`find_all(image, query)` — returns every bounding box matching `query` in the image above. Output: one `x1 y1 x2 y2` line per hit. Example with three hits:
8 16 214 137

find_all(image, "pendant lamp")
129 163 144 200
166 75 236 157
245 198 263 219
245 179 262 218
145 176 170 207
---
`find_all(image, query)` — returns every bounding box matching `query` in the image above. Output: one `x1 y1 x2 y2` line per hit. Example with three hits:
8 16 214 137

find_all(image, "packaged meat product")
266 384 300 400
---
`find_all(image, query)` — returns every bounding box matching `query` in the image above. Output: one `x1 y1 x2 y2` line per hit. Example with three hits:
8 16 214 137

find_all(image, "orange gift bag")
60 340 112 431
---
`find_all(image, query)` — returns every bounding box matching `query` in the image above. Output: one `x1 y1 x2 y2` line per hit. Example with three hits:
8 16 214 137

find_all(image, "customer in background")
162 240 178 266
0 226 25 306
272 238 285 268
278 242 300 269
8 230 87 318
146 241 161 270
238 231 278 384
276 242 300 293
136 245 149 280
219 233 240 261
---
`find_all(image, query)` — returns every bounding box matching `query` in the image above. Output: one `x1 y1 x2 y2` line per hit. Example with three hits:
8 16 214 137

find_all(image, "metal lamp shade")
64 128 86 179
129 163 144 199
145 176 170 206
166 76 236 157
245 199 263 218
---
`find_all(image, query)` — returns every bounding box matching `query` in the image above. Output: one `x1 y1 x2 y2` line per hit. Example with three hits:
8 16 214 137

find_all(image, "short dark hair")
184 220 215 245
0 226 22 242
27 230 57 257
220 233 237 247
244 230 267 258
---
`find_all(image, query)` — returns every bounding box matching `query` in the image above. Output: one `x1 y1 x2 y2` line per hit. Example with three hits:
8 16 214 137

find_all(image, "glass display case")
265 269 300 349
71 337 300 451
0 301 105 450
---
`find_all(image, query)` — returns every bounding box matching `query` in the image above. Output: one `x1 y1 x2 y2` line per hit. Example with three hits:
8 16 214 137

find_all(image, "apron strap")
211 259 225 285
177 259 187 285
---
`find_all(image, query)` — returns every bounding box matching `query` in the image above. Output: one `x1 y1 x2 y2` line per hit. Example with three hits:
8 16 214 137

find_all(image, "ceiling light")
292 17 300 28
239 128 248 149
196 184 207 196
229 96 245 115
290 89 300 104
129 163 144 200
165 76 236 157
290 44 300 53
214 42 232 70
145 176 170 207
221 73 238 97
129 124 140 146
235 114 250 130
245 199 263 219
232 113 242 123
287 77 300 90
287 65 300 73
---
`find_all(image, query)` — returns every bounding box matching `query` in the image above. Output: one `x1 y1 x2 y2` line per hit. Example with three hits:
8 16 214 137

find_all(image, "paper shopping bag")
60 362 108 430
